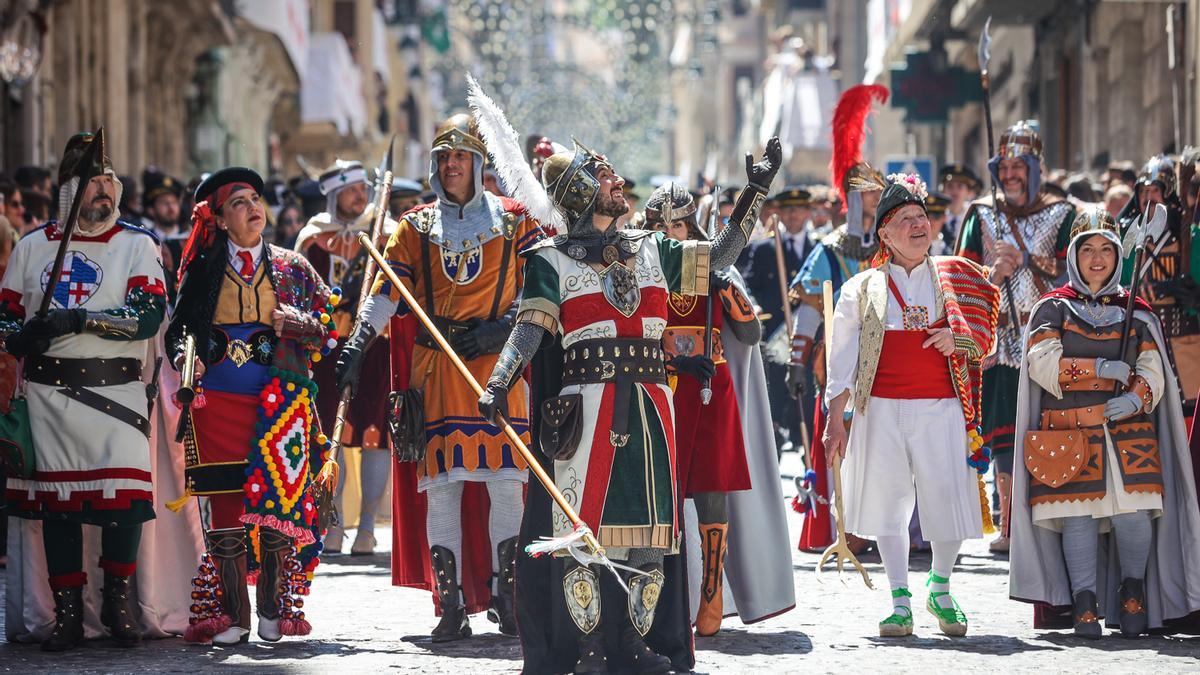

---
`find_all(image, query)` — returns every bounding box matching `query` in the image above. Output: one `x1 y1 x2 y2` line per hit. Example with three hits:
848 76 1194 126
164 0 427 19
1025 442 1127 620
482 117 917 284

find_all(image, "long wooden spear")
357 233 605 558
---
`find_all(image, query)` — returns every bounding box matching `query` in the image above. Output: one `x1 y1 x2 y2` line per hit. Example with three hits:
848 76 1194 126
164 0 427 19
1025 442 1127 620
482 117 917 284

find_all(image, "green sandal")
926 572 968 637
879 588 914 637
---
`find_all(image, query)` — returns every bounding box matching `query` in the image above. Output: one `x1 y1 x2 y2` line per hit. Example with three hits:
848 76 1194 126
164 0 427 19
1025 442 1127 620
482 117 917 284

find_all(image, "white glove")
1095 358 1132 384
1103 392 1143 422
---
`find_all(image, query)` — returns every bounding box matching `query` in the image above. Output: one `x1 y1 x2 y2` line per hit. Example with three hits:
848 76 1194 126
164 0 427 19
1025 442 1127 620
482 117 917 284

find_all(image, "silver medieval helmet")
1137 154 1177 198
643 182 698 229
541 139 613 235
987 119 1044 205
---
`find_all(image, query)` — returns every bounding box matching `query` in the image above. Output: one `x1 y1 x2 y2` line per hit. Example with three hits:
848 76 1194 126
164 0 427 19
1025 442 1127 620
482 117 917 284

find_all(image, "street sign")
884 156 936 188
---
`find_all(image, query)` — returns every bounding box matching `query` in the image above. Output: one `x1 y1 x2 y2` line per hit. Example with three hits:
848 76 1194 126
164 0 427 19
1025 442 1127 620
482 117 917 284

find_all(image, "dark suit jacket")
744 234 810 337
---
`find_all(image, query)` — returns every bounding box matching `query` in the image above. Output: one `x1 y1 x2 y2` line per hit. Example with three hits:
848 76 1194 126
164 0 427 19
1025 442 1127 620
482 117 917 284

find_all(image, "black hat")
59 130 111 185
939 163 982 191
873 178 927 233
924 191 950 215
775 186 813 207
621 177 641 201
142 168 183 204
194 167 264 212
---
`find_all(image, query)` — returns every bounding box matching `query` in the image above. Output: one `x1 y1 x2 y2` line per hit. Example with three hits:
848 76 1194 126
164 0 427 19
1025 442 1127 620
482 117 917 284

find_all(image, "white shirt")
226 236 265 274
825 260 940 408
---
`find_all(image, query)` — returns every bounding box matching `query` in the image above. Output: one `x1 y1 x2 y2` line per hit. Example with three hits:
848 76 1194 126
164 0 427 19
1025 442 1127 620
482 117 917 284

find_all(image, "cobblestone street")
3 463 1198 673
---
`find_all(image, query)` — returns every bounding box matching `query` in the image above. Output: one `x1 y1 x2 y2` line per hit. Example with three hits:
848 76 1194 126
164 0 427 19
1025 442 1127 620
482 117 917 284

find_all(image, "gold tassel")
165 486 193 513
978 474 996 534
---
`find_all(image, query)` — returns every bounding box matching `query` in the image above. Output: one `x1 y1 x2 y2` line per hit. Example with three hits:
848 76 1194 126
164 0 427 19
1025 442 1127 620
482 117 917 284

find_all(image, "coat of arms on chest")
598 260 640 317
903 306 929 330
668 291 697 316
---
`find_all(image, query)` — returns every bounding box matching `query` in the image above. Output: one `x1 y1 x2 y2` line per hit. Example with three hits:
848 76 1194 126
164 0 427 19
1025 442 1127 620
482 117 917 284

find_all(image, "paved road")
2 460 1198 672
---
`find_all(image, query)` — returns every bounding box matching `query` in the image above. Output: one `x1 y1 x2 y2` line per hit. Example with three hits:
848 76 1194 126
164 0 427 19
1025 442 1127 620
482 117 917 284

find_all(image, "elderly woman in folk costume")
166 168 334 645
822 174 1000 638
1009 206 1200 638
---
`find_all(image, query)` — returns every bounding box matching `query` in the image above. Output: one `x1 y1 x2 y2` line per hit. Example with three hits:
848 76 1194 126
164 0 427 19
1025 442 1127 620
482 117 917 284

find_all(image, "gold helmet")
432 113 487 157
1069 205 1120 240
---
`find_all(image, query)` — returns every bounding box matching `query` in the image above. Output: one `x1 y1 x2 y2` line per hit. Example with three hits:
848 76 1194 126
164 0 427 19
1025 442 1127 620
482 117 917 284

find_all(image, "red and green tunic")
518 231 709 550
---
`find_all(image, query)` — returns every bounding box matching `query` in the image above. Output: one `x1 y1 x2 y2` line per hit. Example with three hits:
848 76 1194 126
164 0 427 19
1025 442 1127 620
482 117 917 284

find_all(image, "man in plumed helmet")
0 132 168 650
478 135 781 673
955 120 1076 554
295 158 398 556
337 113 543 641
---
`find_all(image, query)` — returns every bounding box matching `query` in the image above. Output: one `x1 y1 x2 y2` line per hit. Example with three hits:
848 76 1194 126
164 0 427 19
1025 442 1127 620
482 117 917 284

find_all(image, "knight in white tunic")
0 132 167 651
823 175 999 638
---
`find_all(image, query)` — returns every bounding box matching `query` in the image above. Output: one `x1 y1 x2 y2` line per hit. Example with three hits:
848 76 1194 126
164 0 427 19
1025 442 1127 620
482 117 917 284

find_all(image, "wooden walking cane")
357 233 605 558
815 279 874 589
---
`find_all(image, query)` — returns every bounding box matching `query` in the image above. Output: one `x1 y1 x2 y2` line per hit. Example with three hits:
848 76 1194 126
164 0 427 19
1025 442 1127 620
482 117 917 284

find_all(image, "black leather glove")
786 363 808 399
34 309 86 339
451 318 511 361
5 328 50 359
746 137 783 191
669 354 716 381
335 323 376 397
477 381 510 424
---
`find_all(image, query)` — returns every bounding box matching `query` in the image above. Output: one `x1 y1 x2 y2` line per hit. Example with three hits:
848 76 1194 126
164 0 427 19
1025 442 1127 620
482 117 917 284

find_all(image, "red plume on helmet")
830 84 889 205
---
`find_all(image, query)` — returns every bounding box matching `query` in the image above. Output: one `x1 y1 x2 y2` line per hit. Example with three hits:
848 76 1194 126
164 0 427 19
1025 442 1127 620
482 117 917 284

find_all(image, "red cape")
388 314 495 615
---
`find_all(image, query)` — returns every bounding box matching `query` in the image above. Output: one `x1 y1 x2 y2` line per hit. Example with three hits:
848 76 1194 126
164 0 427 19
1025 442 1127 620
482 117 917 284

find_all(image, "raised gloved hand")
335 323 375 397
786 363 808 399
746 137 783 191
451 319 511 361
1095 357 1132 385
1103 392 1143 422
669 354 715 381
477 380 510 424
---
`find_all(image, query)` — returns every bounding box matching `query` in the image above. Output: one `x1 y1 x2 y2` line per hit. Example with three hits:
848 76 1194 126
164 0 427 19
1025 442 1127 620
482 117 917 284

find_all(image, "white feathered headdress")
466 73 566 233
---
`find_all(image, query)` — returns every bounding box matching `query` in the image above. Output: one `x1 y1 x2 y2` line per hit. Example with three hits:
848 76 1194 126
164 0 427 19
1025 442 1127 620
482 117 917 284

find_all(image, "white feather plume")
466 73 565 233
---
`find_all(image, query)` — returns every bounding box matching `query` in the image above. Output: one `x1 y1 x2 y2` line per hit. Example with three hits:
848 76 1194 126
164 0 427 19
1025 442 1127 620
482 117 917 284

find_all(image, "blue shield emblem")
40 251 104 309
441 247 483 284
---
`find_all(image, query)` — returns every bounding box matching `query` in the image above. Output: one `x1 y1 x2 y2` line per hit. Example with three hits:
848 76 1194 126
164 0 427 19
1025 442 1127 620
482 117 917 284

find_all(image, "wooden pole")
358 233 604 556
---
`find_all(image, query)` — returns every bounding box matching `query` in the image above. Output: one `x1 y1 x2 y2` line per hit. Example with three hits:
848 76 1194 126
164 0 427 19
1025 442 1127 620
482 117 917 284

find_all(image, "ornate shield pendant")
562 565 601 633
599 261 640 318
627 567 665 636
902 305 929 330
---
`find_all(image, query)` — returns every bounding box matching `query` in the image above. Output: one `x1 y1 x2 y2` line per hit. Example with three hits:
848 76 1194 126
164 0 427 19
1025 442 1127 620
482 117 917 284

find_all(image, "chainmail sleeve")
486 321 547 390
709 184 769 270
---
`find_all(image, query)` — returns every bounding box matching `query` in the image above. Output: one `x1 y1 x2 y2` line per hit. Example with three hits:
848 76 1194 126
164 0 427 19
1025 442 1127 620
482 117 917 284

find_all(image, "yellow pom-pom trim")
311 353 322 362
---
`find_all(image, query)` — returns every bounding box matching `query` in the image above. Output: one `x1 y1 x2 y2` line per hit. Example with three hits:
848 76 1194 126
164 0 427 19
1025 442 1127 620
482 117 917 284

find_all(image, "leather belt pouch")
1023 429 1088 489
540 394 583 461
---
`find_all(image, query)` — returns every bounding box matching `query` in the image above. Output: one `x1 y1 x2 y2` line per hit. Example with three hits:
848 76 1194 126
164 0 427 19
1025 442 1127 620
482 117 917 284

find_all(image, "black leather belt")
416 317 471 350
24 356 149 437
561 338 666 448
25 356 143 388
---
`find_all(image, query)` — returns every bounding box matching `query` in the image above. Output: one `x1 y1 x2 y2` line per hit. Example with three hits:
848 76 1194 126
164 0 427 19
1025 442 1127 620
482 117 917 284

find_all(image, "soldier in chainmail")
479 137 781 674
955 120 1076 554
